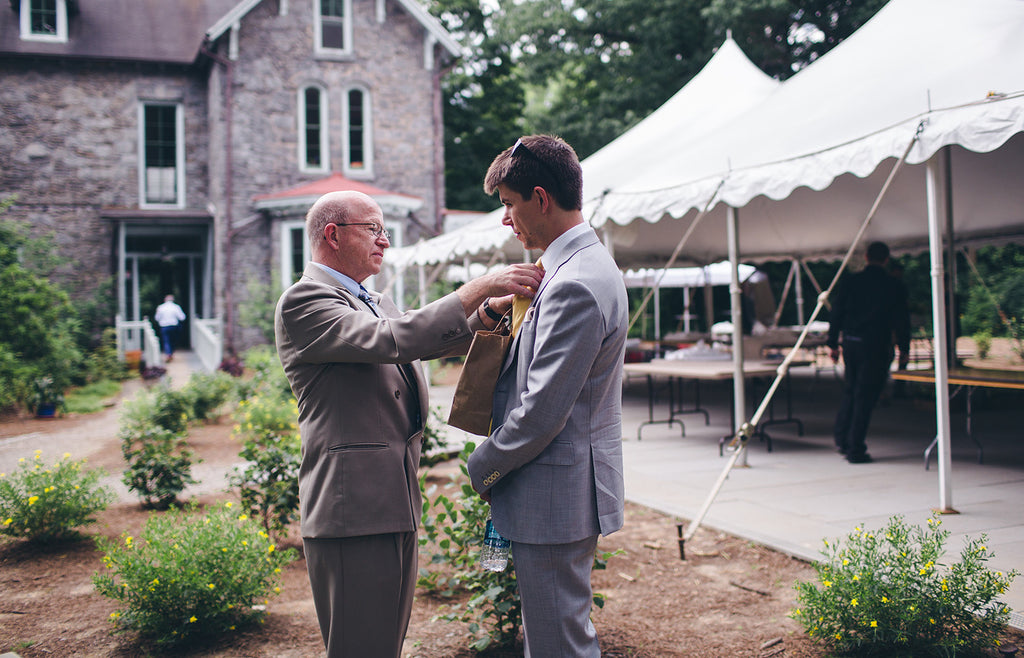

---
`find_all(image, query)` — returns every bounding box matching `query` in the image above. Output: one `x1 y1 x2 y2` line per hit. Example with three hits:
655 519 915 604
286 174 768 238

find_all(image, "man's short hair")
866 241 890 264
483 135 583 211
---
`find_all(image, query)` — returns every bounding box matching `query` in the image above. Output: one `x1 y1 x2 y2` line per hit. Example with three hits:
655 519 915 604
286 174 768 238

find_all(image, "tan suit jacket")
275 263 477 538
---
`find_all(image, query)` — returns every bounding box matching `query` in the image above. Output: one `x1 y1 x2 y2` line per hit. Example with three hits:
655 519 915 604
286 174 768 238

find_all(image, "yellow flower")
268 544 276 554
823 580 832 588
238 514 248 521
208 584 215 590
18 458 25 463
851 598 859 607
870 620 878 628
242 540 248 546
843 559 849 566
27 496 39 505
151 578 160 585
881 596 889 603
930 618 936 624
274 567 281 574
63 452 71 459
189 616 197 623
125 536 133 546
834 633 842 640
274 586 281 593
3 518 12 526
224 501 233 508
110 611 120 619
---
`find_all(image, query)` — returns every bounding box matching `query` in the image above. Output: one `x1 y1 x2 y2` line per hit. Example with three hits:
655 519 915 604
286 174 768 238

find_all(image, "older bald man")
275 191 542 657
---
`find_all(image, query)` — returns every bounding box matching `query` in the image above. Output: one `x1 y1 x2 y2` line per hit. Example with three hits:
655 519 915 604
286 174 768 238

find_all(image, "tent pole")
727 205 748 468
794 258 806 326
944 145 958 367
926 152 956 513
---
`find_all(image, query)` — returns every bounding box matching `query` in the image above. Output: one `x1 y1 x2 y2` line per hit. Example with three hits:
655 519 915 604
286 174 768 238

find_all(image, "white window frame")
280 220 311 290
342 85 374 179
138 101 186 209
314 0 354 59
298 84 329 173
19 0 68 43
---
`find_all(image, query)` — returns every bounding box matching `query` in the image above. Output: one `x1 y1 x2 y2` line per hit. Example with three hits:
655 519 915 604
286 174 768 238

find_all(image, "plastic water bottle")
480 514 510 572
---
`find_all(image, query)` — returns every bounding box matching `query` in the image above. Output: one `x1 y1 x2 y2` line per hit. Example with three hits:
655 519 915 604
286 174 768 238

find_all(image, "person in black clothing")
827 241 910 463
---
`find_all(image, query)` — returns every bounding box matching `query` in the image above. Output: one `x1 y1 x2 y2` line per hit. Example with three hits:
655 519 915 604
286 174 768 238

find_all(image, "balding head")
306 191 389 282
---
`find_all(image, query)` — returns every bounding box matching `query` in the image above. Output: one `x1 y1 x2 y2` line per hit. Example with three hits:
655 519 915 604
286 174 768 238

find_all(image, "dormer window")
19 0 69 42
315 0 352 58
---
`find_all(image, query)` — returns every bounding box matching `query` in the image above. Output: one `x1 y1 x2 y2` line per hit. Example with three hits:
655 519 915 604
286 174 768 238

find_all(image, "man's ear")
533 186 552 212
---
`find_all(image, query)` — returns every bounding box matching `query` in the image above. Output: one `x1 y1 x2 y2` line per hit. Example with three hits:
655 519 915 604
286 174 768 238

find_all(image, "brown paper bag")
447 324 512 436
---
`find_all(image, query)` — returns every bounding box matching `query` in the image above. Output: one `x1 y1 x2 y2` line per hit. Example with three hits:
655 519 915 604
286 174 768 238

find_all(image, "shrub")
120 425 198 510
229 392 300 538
418 442 620 652
119 388 200 509
93 502 297 647
973 329 992 360
792 514 1019 656
420 405 453 468
183 371 236 421
0 451 114 542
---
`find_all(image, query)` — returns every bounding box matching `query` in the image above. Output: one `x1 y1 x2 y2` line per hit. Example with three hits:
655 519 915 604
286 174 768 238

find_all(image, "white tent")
386 35 780 270
584 0 1024 513
588 0 1024 264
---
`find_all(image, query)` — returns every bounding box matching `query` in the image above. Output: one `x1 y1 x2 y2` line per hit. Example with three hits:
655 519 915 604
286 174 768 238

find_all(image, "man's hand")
457 263 544 315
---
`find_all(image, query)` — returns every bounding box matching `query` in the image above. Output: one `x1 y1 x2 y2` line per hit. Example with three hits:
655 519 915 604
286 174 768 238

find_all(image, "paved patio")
433 362 1024 630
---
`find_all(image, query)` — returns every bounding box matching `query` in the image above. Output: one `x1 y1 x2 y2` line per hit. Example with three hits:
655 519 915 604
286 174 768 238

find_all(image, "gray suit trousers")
303 532 417 658
512 535 601 657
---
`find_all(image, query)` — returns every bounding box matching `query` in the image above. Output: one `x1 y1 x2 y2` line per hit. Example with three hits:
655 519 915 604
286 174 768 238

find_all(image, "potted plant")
30 376 66 419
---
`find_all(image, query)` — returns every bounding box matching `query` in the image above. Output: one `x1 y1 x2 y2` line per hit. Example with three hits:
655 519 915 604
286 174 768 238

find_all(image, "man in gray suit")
467 135 629 657
275 190 542 657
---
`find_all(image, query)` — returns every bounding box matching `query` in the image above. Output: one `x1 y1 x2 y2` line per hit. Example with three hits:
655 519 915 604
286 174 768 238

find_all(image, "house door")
118 223 212 350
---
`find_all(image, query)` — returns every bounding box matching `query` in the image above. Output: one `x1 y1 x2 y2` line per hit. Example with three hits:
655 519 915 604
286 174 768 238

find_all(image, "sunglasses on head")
510 139 561 189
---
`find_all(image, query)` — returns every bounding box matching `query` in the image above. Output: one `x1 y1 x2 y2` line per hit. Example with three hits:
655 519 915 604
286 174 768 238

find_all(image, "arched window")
343 87 373 178
298 85 328 172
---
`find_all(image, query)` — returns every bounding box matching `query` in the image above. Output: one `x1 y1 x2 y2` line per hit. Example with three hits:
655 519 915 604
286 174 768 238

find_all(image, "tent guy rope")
676 121 925 559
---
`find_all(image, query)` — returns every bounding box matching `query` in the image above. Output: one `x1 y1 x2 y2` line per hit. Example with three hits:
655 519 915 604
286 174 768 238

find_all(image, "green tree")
701 0 889 79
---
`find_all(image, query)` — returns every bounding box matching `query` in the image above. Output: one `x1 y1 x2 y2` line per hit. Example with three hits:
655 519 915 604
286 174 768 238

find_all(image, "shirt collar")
539 222 593 271
312 262 363 298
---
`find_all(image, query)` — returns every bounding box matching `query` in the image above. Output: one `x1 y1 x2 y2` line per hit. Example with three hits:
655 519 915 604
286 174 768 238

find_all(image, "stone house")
0 0 461 355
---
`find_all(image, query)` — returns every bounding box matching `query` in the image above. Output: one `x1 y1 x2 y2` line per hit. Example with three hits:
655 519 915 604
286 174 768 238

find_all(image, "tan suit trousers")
303 531 418 657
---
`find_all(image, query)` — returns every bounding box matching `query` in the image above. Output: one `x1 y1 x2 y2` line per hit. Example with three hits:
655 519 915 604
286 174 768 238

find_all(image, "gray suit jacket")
275 263 477 539
467 228 628 544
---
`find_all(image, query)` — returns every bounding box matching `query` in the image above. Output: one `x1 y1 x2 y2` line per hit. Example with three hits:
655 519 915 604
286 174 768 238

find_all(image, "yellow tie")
511 260 544 337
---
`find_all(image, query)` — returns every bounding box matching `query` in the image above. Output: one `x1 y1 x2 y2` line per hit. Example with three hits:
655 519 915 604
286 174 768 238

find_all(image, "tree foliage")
432 0 891 211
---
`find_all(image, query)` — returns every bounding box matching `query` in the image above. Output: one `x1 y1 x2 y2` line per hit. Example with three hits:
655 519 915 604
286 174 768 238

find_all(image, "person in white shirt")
154 294 186 361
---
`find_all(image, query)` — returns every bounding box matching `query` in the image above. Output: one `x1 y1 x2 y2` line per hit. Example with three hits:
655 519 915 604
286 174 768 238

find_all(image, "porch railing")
115 315 163 369
191 317 223 373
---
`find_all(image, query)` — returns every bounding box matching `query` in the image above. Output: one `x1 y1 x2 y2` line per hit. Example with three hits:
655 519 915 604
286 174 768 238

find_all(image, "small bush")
418 442 621 652
418 443 522 651
183 371 236 421
420 405 453 468
0 451 114 542
229 393 300 538
973 329 992 360
792 514 1019 656
119 388 200 509
93 502 297 647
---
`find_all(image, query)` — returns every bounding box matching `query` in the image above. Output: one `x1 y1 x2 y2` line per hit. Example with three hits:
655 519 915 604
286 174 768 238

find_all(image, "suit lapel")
500 231 601 377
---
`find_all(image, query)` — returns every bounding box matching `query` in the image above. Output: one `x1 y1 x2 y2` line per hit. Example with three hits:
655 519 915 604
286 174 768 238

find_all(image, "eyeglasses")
510 138 560 185
333 222 391 241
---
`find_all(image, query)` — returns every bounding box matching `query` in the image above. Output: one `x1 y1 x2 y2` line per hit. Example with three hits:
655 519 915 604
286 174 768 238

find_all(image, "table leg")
637 374 685 441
